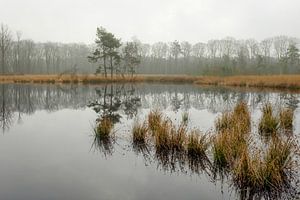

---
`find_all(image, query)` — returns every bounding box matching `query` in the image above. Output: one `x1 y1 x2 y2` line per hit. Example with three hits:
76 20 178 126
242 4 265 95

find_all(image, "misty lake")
0 83 299 200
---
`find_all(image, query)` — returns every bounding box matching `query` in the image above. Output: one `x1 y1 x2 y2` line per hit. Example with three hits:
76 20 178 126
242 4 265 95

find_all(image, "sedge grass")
132 120 148 144
279 108 294 131
258 103 279 136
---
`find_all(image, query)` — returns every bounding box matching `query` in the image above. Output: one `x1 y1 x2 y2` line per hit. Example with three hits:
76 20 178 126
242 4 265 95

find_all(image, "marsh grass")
95 117 114 139
187 130 210 158
153 119 187 152
215 112 233 132
195 75 300 90
213 129 248 168
215 101 250 134
280 108 294 131
258 103 279 136
148 110 163 134
92 118 115 156
140 103 298 194
232 136 298 192
132 121 148 144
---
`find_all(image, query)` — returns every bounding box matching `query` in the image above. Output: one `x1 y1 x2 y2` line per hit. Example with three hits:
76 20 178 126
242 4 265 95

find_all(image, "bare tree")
0 24 12 73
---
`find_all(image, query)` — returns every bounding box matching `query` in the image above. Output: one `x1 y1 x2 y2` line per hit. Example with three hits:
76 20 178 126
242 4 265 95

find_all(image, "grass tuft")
279 108 294 131
187 130 209 158
258 103 279 136
132 121 148 144
148 110 163 134
95 117 113 139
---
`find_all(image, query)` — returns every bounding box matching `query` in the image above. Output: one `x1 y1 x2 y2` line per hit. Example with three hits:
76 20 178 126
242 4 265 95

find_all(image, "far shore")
1 74 300 90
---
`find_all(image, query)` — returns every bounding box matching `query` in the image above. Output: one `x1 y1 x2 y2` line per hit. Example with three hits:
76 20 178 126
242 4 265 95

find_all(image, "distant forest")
0 23 299 76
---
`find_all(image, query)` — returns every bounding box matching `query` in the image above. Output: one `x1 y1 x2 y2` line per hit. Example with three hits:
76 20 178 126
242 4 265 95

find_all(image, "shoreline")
1 74 300 90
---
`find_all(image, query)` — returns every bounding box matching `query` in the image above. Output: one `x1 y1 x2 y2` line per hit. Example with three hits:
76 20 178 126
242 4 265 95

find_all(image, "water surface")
0 83 299 200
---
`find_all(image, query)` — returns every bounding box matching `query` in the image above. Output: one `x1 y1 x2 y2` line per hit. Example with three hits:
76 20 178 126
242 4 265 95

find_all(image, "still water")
0 83 299 200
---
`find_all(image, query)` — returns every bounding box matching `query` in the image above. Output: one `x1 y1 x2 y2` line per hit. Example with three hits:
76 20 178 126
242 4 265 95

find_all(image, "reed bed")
2 74 300 90
131 101 298 194
195 75 300 90
0 74 199 84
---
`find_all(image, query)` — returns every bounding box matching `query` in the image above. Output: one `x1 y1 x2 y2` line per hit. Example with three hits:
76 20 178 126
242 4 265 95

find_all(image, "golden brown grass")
95 117 113 139
143 103 298 192
153 119 188 152
195 75 300 90
232 136 297 190
148 110 163 134
2 74 300 90
0 74 199 84
132 121 148 144
279 108 294 131
187 130 210 158
258 103 279 136
215 101 251 134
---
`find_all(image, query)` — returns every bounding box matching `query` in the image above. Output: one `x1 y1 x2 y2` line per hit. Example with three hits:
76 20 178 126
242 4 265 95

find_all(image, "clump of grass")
232 147 257 188
232 136 298 191
215 112 233 132
95 117 113 139
233 101 251 133
170 123 188 151
187 130 209 158
212 131 230 168
148 110 163 134
258 103 279 136
261 136 296 188
213 129 248 168
279 108 294 131
215 101 250 134
132 121 148 144
154 119 187 152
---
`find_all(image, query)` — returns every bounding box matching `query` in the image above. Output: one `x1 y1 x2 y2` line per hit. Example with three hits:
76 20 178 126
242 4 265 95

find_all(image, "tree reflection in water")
0 83 299 199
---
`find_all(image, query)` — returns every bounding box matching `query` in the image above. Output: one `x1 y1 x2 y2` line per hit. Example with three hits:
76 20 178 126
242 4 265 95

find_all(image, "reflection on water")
0 83 300 200
1 83 299 132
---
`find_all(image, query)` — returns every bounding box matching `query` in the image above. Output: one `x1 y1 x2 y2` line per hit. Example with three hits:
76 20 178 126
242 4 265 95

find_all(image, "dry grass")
95 117 113 139
258 103 279 136
215 101 251 134
0 74 199 84
195 75 300 90
153 119 188 152
279 108 294 131
143 103 298 192
232 136 298 190
148 110 163 134
2 74 300 90
132 121 148 144
187 130 210 158
213 129 248 168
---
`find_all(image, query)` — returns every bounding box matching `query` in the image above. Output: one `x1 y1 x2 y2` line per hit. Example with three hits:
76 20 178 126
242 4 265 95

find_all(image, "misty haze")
0 0 300 200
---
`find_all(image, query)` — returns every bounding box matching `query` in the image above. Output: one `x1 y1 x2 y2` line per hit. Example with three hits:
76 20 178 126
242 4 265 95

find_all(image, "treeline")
0 23 300 75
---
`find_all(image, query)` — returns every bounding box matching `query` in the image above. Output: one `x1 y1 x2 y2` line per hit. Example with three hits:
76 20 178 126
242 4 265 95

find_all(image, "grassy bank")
0 74 199 84
1 74 300 90
195 75 300 90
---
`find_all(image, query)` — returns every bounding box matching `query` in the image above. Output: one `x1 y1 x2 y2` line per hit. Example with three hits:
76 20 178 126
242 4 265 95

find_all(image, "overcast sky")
1 0 299 44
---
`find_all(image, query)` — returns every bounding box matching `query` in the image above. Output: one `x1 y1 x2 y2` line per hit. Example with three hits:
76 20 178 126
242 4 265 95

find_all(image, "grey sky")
1 0 300 44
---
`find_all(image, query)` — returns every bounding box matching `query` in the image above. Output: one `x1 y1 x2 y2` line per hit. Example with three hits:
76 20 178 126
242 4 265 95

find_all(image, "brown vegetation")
2 74 300 90
195 75 300 90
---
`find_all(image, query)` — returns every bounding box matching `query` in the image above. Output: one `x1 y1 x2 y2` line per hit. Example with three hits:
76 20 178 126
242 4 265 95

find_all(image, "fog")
1 0 300 43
